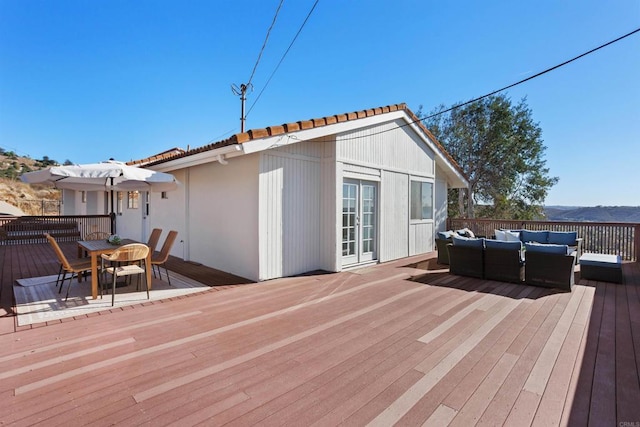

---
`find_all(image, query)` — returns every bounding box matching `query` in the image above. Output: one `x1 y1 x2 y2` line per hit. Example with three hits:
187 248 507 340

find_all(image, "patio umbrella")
21 160 178 233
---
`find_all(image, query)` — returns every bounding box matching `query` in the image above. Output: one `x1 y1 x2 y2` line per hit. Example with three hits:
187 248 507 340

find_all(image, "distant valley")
544 206 640 223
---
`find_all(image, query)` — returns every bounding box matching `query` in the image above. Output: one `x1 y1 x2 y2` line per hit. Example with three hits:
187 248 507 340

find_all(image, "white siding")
435 165 448 234
61 189 78 215
188 155 260 281
259 142 325 280
409 223 434 255
337 119 435 176
320 139 338 272
379 170 409 262
148 168 188 259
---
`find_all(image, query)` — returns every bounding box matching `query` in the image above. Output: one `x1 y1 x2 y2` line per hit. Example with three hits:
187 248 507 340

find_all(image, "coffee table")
579 253 622 283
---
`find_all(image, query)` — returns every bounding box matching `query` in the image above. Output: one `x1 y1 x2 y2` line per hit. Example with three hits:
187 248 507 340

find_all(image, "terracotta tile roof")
139 103 464 177
127 147 186 167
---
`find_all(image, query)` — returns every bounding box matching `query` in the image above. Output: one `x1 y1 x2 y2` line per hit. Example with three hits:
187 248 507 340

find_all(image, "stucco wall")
187 155 260 281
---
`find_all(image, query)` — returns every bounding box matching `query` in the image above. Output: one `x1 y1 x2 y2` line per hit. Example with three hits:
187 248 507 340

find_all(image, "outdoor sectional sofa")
445 229 580 291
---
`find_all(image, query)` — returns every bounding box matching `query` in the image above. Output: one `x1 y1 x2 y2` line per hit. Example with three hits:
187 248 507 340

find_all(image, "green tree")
421 94 558 220
39 155 58 166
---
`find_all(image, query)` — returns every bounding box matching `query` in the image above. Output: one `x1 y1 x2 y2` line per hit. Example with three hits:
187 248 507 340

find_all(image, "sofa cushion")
455 228 475 238
437 230 455 240
548 231 578 245
525 242 568 255
452 235 484 248
521 230 549 244
504 230 521 242
485 239 523 251
494 229 506 240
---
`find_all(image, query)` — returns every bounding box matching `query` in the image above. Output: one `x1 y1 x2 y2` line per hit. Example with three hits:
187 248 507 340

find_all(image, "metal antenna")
231 83 253 132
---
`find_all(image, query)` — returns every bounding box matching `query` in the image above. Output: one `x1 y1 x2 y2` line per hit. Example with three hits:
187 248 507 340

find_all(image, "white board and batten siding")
337 119 438 263
258 140 331 281
434 165 449 234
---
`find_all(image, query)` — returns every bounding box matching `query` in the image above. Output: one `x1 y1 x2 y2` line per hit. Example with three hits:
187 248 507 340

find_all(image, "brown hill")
0 151 60 215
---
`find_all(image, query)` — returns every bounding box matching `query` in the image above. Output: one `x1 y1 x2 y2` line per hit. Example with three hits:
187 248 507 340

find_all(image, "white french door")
342 179 377 266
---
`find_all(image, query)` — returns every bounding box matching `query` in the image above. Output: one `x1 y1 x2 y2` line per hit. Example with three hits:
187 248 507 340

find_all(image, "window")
116 192 123 215
161 191 168 199
81 191 86 203
127 191 139 209
410 181 433 220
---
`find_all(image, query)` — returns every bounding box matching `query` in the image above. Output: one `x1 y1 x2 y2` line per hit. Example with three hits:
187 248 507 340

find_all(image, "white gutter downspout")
216 154 229 165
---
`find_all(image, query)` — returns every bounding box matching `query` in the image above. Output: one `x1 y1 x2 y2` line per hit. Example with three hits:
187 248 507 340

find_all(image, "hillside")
544 206 640 223
0 149 61 215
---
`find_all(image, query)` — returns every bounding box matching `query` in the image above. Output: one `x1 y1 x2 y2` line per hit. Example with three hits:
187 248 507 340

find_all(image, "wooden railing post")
635 224 640 262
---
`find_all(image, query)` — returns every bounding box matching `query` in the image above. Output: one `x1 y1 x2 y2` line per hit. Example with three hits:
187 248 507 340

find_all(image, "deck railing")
0 215 111 245
448 218 640 261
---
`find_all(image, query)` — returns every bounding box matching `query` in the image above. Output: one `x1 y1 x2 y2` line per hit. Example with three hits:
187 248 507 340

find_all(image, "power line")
247 0 320 117
315 26 640 142
232 0 285 132
246 0 285 88
419 26 640 122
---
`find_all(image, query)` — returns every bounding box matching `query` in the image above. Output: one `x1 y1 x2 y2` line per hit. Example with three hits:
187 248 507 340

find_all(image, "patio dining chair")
100 243 150 306
44 233 93 300
151 230 178 286
147 228 163 254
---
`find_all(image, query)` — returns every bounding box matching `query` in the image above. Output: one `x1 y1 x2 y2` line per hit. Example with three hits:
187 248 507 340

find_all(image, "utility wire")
316 26 640 143
419 26 640 122
246 0 285 88
247 0 320 116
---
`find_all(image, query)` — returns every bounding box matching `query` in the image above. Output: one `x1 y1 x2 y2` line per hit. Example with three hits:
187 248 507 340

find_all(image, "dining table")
77 239 153 299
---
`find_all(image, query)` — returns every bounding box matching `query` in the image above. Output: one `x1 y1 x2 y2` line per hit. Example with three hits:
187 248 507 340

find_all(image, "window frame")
410 179 434 222
127 191 139 209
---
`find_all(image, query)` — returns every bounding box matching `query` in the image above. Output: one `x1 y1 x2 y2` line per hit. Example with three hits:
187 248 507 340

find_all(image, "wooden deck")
0 243 639 425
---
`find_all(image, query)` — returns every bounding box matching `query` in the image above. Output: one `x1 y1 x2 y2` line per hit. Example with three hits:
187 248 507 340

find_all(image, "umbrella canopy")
21 160 179 234
20 160 178 192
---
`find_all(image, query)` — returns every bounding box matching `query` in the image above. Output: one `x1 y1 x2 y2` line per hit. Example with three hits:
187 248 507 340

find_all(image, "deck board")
0 242 639 425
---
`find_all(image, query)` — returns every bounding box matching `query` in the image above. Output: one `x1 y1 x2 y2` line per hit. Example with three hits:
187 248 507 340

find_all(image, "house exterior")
63 104 468 281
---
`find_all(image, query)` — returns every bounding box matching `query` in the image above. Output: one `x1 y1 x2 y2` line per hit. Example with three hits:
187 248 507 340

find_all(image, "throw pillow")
504 230 521 242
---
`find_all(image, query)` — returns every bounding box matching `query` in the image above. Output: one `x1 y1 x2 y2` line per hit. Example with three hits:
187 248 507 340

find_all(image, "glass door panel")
342 180 377 266
342 183 358 265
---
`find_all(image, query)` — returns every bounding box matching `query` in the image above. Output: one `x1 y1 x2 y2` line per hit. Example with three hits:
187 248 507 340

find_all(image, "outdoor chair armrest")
435 238 452 265
572 238 583 262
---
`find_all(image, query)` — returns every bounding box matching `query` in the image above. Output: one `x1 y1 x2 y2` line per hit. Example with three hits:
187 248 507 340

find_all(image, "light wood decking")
0 243 639 425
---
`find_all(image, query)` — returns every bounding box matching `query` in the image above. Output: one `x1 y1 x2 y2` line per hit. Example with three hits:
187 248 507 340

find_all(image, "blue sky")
1 0 638 206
